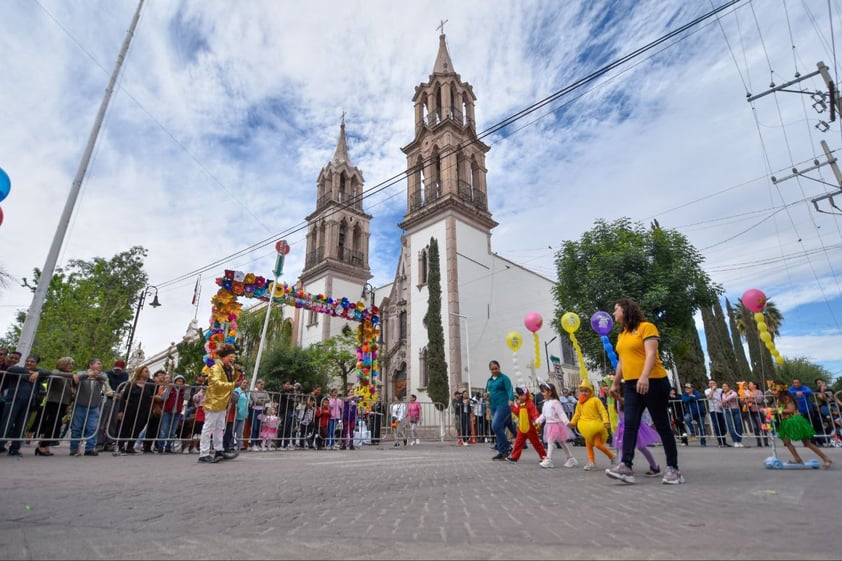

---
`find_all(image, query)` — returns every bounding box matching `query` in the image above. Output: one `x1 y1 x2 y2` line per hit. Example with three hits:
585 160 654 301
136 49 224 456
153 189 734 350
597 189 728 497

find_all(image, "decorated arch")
201 269 381 409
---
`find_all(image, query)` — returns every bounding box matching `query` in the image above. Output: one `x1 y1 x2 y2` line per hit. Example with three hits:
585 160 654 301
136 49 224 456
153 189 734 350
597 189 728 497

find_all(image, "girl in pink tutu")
536 382 578 468
614 395 662 476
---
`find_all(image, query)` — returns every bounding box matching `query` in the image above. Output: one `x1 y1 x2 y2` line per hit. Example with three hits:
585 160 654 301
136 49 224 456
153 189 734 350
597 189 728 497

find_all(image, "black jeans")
621 377 678 470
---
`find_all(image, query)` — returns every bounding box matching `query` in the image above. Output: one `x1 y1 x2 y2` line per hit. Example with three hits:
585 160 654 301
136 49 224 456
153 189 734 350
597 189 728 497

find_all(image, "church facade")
292 34 576 404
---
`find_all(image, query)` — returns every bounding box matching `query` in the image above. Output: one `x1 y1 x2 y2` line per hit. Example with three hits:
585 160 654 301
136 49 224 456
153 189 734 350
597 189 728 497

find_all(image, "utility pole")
749 61 842 214
16 0 145 361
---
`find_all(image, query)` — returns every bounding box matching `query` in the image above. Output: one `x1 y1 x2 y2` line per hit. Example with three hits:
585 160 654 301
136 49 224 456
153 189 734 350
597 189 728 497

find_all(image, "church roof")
432 33 455 75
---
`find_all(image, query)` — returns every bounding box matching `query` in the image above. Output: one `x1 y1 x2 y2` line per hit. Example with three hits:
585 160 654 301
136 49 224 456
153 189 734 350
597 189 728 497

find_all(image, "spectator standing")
233 378 250 451
390 394 407 448
116 366 154 456
69 358 108 457
258 405 280 451
681 383 707 446
157 374 188 453
97 360 128 452
741 380 768 447
0 354 48 456
472 392 487 443
720 382 745 447
340 391 359 450
668 387 688 446
705 380 729 447
315 398 331 450
327 388 343 450
36 357 78 456
407 394 422 445
248 379 270 452
368 395 385 445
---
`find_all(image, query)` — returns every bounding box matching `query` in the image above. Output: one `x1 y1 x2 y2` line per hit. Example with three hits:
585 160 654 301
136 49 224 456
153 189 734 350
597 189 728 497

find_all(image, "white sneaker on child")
563 457 579 468
539 458 554 469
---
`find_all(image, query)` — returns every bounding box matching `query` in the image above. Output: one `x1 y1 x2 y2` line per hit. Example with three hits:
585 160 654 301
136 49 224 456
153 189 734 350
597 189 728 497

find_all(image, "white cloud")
1 1 840 376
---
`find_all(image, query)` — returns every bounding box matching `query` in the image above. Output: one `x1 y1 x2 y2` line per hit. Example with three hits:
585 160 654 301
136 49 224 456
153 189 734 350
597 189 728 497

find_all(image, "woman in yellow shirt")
606 298 684 485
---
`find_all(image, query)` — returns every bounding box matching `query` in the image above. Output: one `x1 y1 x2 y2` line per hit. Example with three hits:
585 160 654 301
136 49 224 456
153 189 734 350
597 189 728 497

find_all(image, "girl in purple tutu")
614 394 662 476
535 382 578 469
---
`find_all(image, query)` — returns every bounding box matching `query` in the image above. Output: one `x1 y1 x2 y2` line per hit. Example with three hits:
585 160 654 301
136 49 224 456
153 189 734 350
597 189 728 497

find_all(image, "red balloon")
742 288 767 313
0 206 3 227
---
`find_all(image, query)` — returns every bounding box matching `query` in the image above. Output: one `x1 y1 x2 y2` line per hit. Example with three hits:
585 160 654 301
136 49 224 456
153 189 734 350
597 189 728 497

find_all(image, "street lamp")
543 335 558 375
125 285 161 362
450 312 471 392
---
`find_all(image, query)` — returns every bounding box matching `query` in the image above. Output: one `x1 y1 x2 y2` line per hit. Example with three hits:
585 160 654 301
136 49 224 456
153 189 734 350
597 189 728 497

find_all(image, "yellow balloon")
757 322 768 332
561 312 580 334
760 331 772 343
506 331 524 352
753 312 765 322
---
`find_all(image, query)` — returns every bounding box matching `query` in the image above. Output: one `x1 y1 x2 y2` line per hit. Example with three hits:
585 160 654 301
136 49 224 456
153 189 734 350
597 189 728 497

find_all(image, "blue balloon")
0 167 9 203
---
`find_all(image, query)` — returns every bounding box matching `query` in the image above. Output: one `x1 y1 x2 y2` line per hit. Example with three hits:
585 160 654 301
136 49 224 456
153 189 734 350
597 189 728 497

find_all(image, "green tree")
770 356 832 387
725 297 752 381
553 218 717 383
309 329 360 391
700 294 740 387
425 237 449 408
258 342 327 393
3 247 147 368
173 330 207 383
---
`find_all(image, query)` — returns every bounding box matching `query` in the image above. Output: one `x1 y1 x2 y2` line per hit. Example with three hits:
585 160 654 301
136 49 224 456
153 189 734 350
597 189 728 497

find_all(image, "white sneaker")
563 457 579 468
583 462 596 471
539 459 554 469
409 441 415 446
734 442 744 448
462 441 469 447
662 466 686 485
415 439 421 445
605 462 636 484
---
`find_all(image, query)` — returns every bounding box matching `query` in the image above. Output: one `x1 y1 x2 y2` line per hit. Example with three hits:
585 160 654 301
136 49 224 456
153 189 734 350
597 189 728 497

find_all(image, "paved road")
0 441 837 560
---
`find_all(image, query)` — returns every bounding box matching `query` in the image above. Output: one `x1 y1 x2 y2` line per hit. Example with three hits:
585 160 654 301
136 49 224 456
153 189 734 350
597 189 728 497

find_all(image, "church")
290 33 577 403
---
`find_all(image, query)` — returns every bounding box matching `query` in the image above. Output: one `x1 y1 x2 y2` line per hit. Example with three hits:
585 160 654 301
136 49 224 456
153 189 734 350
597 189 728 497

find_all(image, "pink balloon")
524 312 543 333
0 206 3 227
742 288 767 313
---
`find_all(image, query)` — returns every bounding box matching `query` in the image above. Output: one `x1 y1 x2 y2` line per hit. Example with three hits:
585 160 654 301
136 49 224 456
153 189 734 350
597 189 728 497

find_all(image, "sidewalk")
0 441 837 559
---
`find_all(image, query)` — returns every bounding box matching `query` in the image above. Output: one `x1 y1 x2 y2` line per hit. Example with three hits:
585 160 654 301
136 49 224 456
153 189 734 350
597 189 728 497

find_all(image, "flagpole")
16 0 145 360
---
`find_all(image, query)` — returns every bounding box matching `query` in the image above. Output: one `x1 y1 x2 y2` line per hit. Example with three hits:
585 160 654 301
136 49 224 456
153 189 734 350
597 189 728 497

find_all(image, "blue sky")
0 1 840 379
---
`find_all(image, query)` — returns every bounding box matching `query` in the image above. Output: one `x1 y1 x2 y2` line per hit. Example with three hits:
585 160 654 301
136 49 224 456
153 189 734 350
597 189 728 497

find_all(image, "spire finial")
437 19 448 36
341 110 345 127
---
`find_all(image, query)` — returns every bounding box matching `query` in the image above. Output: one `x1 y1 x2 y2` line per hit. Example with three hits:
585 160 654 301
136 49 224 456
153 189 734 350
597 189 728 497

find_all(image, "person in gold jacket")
569 379 617 471
198 343 239 463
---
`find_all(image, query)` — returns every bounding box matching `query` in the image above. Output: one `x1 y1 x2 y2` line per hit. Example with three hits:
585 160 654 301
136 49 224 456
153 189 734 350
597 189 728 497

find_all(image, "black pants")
621 377 679 470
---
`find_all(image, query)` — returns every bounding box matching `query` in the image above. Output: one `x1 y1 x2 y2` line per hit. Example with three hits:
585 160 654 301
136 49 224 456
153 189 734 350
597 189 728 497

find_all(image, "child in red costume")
505 386 547 463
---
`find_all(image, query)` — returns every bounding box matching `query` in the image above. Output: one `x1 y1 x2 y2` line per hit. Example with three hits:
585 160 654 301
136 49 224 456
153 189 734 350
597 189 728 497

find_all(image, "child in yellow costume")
569 379 617 471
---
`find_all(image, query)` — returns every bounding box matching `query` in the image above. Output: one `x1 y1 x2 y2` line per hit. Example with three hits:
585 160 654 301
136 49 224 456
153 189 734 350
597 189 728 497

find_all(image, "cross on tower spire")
437 19 448 35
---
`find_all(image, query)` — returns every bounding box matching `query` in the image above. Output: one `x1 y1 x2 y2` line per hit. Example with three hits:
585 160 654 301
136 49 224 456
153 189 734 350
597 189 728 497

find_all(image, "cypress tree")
424 238 449 409
725 298 752 381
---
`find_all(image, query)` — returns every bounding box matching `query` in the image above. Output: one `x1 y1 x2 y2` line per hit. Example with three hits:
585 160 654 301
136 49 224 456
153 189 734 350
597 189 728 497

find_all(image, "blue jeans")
234 418 246 450
724 408 743 443
249 408 263 443
490 406 512 453
70 405 101 453
157 411 180 451
684 411 707 445
327 419 338 448
710 411 728 445
620 377 678 470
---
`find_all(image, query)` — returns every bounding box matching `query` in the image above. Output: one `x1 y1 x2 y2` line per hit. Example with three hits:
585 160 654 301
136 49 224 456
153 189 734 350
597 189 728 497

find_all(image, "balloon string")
569 334 588 382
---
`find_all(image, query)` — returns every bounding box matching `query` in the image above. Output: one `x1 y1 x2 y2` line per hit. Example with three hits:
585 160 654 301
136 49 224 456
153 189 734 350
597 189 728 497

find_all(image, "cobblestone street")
0 441 838 559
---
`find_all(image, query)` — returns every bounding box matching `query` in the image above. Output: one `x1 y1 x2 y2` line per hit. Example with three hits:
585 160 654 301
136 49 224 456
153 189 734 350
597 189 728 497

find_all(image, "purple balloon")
590 311 613 336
